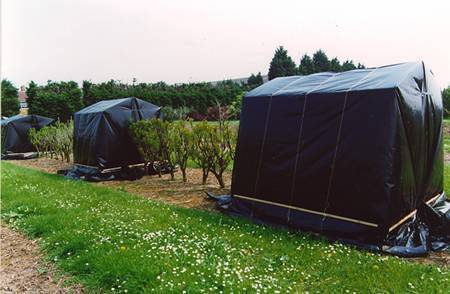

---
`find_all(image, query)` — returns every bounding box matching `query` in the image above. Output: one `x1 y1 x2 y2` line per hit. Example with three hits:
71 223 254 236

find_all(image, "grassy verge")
444 119 450 154
1 162 449 293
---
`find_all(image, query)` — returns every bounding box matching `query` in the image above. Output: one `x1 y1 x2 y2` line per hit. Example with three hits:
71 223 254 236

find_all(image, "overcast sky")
2 0 450 88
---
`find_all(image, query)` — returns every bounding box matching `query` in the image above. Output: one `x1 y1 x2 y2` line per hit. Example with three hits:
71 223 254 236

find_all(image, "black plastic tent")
73 97 161 169
1 114 54 154
228 62 448 252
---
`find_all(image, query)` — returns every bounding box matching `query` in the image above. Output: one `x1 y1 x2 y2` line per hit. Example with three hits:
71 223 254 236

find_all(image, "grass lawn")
444 119 450 154
1 162 449 293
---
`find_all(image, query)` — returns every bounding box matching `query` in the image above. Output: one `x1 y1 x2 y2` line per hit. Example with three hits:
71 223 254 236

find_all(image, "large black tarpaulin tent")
228 62 449 253
73 97 160 169
1 114 54 154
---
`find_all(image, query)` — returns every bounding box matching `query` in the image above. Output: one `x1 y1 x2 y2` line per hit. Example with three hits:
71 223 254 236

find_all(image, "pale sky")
2 0 450 88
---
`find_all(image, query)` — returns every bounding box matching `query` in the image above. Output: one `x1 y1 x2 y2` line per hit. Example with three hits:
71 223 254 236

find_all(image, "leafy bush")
29 121 73 162
169 121 193 182
130 117 237 186
129 119 174 179
191 119 236 187
204 121 236 187
1 80 20 117
161 106 192 121
191 121 213 185
229 92 245 119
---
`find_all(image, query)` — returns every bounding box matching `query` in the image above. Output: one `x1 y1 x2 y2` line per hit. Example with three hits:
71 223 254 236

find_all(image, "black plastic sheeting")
63 164 147 182
73 97 161 169
63 161 176 182
224 61 449 256
1 114 54 154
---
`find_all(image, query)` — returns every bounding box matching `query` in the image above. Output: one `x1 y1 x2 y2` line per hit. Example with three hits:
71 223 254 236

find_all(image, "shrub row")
28 118 236 187
129 119 237 187
29 121 73 162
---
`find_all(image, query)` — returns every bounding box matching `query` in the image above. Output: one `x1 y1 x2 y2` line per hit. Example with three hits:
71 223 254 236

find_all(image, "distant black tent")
229 62 447 250
73 97 160 169
1 114 54 154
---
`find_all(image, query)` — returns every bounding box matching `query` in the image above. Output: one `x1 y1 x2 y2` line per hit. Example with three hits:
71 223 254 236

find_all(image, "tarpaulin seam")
253 76 306 193
394 88 419 212
287 73 340 224
252 76 308 219
320 67 381 232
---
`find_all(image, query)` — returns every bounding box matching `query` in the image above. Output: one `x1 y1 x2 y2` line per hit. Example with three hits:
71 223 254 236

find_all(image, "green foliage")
229 92 245 120
190 110 236 187
161 106 192 121
29 121 73 162
202 120 236 188
341 60 357 71
330 57 342 72
2 162 449 293
247 72 263 89
298 51 363 75
25 81 38 106
1 79 20 117
443 87 450 117
190 121 212 184
312 50 330 73
298 54 314 75
130 117 237 186
129 119 174 179
28 81 83 122
268 46 297 80
169 121 193 182
82 79 243 116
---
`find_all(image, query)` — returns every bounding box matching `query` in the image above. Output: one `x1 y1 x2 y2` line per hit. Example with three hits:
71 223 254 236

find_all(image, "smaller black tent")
73 97 160 169
1 114 54 154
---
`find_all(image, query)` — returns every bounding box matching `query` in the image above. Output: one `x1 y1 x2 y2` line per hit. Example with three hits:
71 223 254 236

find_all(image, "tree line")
268 46 365 80
5 47 448 120
3 79 252 122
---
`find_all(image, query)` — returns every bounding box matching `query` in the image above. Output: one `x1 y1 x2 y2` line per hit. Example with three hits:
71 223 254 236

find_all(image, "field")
0 120 449 292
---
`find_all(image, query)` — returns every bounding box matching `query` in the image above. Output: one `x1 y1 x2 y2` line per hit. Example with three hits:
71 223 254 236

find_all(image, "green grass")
1 162 448 293
444 119 450 154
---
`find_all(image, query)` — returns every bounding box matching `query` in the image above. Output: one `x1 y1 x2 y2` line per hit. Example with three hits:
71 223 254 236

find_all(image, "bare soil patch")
0 224 84 293
7 158 230 211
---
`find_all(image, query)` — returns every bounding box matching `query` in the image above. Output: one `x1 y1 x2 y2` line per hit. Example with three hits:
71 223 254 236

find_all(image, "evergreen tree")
341 60 357 71
1 79 20 117
29 81 83 122
268 46 297 80
443 87 450 117
330 57 342 72
247 72 264 89
25 80 38 108
298 54 314 75
312 50 330 73
357 62 366 69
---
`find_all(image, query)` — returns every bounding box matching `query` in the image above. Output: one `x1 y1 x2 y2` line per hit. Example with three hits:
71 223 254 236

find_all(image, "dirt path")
0 224 84 293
